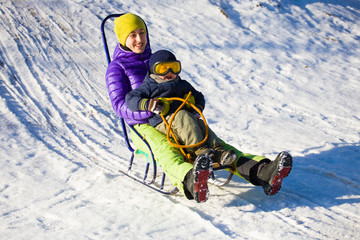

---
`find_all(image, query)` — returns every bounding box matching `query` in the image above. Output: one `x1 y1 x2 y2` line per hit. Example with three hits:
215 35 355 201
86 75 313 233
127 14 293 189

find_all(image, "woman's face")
125 29 147 54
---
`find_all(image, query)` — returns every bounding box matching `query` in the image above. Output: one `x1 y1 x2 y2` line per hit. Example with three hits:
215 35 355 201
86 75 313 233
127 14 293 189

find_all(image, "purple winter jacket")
105 43 153 125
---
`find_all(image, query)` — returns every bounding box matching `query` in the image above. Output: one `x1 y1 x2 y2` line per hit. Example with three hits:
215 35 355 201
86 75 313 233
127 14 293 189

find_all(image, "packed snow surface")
1 0 359 239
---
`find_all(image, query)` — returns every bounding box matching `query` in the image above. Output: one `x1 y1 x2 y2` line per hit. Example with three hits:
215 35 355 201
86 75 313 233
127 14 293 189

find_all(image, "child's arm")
125 86 149 111
187 84 206 111
125 86 169 115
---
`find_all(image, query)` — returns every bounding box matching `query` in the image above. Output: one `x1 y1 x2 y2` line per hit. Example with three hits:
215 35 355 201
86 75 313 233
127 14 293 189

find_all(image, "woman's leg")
132 124 193 196
219 139 269 185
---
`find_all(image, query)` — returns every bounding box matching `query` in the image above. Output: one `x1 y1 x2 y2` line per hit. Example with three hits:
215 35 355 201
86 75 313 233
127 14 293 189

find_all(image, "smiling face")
125 29 147 54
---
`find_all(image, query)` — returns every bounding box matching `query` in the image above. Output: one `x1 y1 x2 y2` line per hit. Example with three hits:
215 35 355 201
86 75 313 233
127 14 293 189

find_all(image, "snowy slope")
1 0 359 239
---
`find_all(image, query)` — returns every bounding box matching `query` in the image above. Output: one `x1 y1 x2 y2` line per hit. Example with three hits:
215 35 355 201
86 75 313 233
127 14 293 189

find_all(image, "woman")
105 13 293 203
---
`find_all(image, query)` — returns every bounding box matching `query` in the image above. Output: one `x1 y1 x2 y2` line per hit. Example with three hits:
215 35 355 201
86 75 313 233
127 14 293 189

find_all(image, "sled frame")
101 13 233 195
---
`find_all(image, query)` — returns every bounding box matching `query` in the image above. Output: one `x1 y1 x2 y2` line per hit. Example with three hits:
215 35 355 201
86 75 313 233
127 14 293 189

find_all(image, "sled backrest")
101 13 160 187
101 13 152 152
101 14 132 151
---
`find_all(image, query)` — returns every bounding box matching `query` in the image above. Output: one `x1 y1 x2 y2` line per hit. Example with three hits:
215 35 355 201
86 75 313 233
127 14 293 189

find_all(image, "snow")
1 0 359 239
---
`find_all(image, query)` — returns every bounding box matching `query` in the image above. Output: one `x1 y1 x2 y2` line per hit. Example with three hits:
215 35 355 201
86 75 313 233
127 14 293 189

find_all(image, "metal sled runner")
101 13 234 195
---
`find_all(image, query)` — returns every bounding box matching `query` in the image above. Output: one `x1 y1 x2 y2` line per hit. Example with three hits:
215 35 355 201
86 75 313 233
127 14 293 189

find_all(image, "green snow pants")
132 124 193 194
131 123 268 198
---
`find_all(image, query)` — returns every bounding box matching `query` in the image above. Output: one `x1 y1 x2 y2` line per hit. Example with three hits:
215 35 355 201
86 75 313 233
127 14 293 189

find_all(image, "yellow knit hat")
114 13 147 46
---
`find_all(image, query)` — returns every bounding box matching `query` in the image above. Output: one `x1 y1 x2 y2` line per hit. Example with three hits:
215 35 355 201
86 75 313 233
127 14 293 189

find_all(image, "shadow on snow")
224 142 360 212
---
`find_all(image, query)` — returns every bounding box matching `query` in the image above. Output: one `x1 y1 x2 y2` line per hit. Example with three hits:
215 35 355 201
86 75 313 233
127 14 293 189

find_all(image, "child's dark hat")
149 50 177 69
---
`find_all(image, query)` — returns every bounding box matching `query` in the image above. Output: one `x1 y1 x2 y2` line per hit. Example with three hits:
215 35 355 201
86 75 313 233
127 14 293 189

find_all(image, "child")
126 50 237 166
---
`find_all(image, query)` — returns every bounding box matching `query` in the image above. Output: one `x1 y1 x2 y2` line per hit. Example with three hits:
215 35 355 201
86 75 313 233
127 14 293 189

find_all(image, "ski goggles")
151 61 181 76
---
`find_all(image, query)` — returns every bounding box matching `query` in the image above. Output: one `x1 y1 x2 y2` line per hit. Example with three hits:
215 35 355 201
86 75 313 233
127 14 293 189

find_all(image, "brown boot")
257 151 293 195
212 144 237 166
194 145 214 157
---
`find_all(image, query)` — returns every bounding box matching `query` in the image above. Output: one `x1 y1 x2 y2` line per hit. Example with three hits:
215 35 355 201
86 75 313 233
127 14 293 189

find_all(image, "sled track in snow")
1 1 360 239
164 152 360 240
180 178 360 240
0 1 128 174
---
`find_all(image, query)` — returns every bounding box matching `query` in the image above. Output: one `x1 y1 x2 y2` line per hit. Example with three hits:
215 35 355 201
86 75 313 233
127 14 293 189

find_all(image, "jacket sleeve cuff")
138 98 149 111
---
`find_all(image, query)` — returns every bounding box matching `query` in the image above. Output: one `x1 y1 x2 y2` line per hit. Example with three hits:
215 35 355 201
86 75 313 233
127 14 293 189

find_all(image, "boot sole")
264 152 293 196
193 155 213 203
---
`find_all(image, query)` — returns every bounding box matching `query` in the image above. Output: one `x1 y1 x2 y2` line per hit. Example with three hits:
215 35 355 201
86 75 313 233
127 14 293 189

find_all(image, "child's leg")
195 118 221 147
156 110 207 154
195 119 236 165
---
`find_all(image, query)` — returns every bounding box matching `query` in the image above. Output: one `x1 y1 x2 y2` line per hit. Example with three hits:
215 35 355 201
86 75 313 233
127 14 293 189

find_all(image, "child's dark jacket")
126 73 205 127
